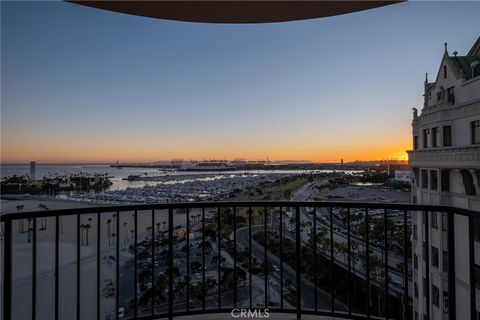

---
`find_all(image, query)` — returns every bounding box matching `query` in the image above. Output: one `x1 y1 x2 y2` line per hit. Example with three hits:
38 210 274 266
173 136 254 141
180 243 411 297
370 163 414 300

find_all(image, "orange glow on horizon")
1 143 410 164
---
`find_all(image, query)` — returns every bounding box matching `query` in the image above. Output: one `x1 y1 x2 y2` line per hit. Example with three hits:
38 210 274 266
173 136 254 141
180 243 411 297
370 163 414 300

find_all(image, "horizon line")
0 159 409 166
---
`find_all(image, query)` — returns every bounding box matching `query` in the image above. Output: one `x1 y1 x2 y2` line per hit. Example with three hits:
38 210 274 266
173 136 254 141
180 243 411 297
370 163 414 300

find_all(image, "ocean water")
1 164 362 191
1 164 160 191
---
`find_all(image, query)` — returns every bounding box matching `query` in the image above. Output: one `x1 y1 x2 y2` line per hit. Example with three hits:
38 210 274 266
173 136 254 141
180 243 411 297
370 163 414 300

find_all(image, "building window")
441 169 450 192
444 65 447 79
430 170 438 190
414 135 418 150
414 225 418 240
422 241 426 261
432 284 440 306
431 212 438 229
431 246 439 268
443 126 452 146
421 170 429 189
460 169 476 196
432 127 439 147
475 264 480 289
423 278 427 297
443 250 448 272
414 254 418 269
442 212 448 231
414 282 418 298
423 129 431 148
447 86 455 104
474 218 480 242
413 168 420 187
472 120 480 144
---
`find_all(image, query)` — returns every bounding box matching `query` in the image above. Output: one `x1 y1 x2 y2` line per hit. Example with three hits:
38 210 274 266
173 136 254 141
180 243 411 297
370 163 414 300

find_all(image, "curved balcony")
1 201 478 320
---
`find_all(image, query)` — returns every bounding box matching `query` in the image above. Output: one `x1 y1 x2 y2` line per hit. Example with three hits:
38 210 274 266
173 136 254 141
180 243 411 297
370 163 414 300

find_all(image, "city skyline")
1 1 479 163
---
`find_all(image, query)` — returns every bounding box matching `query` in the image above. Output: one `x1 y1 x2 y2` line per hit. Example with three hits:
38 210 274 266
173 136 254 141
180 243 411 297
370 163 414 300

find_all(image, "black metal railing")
0 201 478 320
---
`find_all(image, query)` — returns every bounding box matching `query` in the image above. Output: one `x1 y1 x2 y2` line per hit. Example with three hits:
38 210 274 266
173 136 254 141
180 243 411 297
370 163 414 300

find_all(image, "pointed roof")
446 37 480 81
467 36 480 57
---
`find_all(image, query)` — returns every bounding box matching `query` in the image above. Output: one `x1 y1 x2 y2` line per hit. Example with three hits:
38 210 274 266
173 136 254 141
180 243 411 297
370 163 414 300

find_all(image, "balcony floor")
174 313 350 320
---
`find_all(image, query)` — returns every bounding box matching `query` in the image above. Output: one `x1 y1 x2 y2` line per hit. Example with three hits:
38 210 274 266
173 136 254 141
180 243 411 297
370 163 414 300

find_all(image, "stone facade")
408 38 480 320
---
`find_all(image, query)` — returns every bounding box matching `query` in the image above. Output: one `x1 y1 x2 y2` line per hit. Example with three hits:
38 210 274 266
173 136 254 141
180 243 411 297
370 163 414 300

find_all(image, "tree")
166 266 181 279
205 278 218 293
191 282 206 302
107 219 112 246
80 224 85 245
84 224 91 246
16 205 25 233
112 213 118 232
211 254 226 267
154 274 168 302
222 266 247 291
123 222 129 240
38 204 49 230
371 218 395 263
26 217 33 242
199 240 213 252
204 229 216 240
146 226 152 238
190 261 202 273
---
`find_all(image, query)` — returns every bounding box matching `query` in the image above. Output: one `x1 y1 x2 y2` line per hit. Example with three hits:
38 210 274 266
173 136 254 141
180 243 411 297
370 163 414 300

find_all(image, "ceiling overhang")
69 1 404 24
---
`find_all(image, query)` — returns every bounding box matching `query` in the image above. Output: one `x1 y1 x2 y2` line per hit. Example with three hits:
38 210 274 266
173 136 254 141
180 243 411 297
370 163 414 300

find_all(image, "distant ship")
180 160 233 171
123 175 141 181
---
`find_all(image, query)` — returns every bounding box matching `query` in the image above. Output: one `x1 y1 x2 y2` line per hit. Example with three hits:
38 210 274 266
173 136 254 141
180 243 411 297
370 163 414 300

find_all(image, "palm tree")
59 215 64 234
162 221 166 230
107 219 112 246
123 222 129 240
198 239 213 253
166 266 181 278
205 278 217 293
335 242 348 266
192 282 206 302
38 204 49 230
112 213 117 231
190 261 202 273
130 229 134 242
24 216 33 243
111 232 116 245
146 226 152 238
154 274 168 302
16 205 25 233
80 224 85 245
84 224 91 246
27 226 33 243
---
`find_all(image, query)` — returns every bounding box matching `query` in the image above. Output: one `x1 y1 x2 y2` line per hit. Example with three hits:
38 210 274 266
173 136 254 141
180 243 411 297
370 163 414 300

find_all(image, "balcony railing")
1 201 478 320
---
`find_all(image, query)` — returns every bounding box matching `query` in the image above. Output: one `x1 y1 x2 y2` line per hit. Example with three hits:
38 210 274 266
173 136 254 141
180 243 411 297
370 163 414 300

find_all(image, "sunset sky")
1 1 479 164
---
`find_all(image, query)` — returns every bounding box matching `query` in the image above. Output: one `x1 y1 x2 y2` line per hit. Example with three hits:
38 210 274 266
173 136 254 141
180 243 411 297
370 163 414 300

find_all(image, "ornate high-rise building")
408 37 480 320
